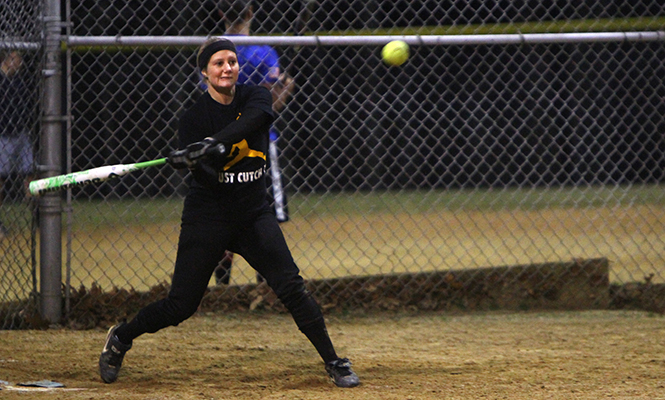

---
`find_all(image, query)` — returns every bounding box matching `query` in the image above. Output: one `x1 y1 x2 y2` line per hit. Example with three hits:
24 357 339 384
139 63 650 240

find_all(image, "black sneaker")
325 357 360 388
99 323 132 383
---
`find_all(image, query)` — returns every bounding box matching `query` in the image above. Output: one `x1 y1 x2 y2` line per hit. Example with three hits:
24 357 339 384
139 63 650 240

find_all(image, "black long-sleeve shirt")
178 84 275 221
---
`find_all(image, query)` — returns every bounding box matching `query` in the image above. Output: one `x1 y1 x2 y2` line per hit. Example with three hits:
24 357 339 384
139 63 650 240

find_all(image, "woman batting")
98 38 360 388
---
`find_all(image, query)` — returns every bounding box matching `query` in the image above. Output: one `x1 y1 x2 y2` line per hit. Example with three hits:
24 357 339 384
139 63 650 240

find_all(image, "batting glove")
186 137 220 162
167 148 193 169
167 138 227 170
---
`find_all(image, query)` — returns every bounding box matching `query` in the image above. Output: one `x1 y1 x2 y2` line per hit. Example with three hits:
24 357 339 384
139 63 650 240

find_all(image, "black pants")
121 208 330 353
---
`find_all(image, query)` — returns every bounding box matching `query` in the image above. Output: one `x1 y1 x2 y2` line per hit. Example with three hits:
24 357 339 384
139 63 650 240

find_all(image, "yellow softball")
381 40 409 66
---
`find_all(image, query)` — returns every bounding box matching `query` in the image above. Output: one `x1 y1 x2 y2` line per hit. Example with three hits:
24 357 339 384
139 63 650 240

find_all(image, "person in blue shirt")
214 0 295 285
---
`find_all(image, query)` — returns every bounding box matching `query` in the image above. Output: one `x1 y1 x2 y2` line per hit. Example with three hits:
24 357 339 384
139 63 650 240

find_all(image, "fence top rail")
0 40 43 50
66 31 665 48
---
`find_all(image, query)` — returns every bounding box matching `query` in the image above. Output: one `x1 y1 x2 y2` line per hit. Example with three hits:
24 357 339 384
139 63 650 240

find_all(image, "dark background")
67 0 665 196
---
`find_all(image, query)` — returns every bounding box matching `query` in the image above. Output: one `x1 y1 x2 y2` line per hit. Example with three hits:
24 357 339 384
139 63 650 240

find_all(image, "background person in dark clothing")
0 50 34 236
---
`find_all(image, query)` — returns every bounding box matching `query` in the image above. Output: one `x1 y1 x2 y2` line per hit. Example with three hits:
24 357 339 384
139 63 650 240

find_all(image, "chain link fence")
3 1 665 328
0 0 42 328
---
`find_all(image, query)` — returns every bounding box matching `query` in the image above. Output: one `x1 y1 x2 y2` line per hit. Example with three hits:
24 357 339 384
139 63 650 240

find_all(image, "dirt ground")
2 310 665 399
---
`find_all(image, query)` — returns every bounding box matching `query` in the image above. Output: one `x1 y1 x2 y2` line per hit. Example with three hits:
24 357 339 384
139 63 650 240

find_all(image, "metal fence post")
38 0 64 323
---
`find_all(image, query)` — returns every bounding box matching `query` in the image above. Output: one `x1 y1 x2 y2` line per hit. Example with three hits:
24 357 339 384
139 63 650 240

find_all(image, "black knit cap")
197 38 237 70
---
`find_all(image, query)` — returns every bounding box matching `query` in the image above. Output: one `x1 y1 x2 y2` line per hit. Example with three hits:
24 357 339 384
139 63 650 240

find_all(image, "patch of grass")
288 183 665 215
66 197 183 229
329 17 665 36
34 183 665 227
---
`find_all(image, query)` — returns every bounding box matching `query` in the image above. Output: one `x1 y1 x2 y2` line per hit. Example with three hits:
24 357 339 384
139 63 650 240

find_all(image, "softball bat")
29 158 167 196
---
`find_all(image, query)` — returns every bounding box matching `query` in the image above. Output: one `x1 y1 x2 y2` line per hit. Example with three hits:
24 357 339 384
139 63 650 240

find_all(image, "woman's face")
203 50 239 92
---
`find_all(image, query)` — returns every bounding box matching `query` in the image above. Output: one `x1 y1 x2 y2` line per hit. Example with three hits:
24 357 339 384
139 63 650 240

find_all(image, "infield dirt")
1 310 664 399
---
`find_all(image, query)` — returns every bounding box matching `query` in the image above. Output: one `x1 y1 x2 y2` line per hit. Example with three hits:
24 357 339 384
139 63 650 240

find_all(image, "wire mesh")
0 0 42 329
4 0 665 327
65 1 665 319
